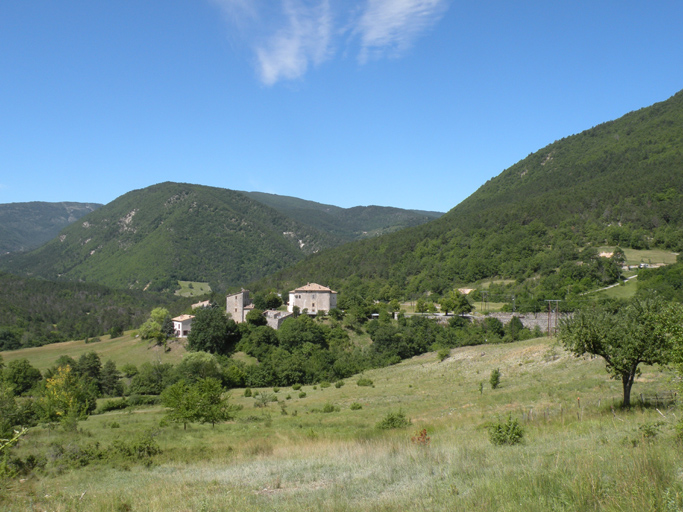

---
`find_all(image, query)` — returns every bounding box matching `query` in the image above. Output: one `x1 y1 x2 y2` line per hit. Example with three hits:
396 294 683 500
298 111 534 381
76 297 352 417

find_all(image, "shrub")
377 410 410 429
322 403 339 413
254 392 275 408
244 388 252 397
350 402 362 410
357 377 373 387
272 387 280 393
437 348 450 362
490 368 501 389
298 392 307 399
639 421 664 440
110 429 161 460
292 384 302 391
320 382 331 389
127 395 161 406
120 364 138 378
95 398 129 414
411 428 430 446
335 381 345 388
489 414 524 446
109 325 124 339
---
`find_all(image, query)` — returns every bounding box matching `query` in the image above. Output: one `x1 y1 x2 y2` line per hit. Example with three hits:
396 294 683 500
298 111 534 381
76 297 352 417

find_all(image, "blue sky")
1 1 682 213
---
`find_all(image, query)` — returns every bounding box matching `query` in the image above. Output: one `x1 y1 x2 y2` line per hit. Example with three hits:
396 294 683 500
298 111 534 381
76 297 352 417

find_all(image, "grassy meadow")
4 336 683 511
0 332 187 372
175 281 212 297
597 247 679 266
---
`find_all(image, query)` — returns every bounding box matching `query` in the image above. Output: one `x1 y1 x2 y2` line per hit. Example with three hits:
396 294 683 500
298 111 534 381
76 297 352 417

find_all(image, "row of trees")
0 351 119 436
0 350 245 436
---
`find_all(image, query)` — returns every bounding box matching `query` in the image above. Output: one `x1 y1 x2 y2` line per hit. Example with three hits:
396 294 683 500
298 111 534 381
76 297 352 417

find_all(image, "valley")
1 88 683 512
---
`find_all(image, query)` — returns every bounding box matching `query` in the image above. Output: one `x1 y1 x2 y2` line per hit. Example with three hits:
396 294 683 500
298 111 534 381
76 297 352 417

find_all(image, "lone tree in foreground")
558 298 672 407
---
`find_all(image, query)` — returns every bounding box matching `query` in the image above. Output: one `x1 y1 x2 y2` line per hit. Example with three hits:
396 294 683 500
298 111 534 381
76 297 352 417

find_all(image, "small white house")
172 314 194 338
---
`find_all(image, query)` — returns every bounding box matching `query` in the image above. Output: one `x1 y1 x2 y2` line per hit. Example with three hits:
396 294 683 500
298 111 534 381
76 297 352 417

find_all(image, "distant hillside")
0 182 341 292
0 201 101 254
254 89 683 305
243 191 442 241
0 270 191 350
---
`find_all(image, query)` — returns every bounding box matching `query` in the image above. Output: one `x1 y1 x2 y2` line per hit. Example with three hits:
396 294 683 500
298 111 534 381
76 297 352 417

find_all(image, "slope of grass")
597 275 639 299
5 337 681 511
0 332 187 371
175 280 212 297
597 246 678 266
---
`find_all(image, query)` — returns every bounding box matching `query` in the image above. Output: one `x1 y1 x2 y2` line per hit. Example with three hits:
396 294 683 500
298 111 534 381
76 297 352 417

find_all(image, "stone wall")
479 312 571 333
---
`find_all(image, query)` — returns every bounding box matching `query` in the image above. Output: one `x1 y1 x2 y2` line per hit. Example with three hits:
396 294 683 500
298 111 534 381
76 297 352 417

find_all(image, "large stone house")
288 283 337 315
226 289 254 323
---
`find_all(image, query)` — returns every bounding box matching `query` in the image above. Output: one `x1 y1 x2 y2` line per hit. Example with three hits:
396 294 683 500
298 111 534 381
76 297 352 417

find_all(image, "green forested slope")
0 270 191 349
0 201 101 254
254 89 683 302
243 191 442 240
0 183 340 292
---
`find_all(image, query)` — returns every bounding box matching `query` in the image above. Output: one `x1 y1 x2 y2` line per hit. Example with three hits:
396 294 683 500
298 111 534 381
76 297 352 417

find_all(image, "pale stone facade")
264 310 293 330
226 289 254 323
288 283 337 315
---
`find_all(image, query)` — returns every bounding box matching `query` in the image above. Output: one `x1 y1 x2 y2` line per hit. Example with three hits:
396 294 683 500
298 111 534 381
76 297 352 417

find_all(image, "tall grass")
3 337 681 511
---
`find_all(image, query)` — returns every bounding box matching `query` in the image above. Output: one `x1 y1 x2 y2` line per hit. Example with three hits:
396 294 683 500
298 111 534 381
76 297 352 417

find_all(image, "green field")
175 280 212 297
598 246 678 266
4 337 682 511
597 275 639 300
0 332 187 372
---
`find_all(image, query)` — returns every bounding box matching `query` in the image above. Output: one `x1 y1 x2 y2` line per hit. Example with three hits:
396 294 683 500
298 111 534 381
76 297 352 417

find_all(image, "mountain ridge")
251 89 683 303
0 183 443 293
0 201 102 254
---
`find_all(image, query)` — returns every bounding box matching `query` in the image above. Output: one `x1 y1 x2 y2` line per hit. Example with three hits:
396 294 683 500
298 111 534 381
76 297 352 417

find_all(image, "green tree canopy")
161 377 234 429
559 297 672 407
187 306 240 355
5 358 42 395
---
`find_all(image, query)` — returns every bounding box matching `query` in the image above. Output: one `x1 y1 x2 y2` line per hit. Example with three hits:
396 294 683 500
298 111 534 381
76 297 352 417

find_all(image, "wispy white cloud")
210 0 448 85
355 0 448 63
256 0 333 86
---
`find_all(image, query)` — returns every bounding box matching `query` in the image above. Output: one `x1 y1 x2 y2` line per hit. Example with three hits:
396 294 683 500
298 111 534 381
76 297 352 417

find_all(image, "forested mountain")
0 201 101 254
0 183 343 292
243 191 442 241
254 89 683 306
0 270 192 349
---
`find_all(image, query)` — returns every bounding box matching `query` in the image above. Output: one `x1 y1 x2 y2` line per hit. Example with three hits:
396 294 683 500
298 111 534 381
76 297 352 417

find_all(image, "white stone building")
288 283 337 315
172 314 194 338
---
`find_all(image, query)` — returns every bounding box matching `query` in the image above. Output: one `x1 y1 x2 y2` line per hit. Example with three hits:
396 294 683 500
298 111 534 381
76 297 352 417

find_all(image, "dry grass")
0 332 188 371
3 337 682 511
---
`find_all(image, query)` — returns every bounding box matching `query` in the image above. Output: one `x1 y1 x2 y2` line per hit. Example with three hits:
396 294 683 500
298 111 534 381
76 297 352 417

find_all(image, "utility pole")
546 300 561 336
511 295 516 338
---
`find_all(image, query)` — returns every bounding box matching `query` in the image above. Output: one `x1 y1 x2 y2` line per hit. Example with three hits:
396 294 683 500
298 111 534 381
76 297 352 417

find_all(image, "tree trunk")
622 372 635 407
